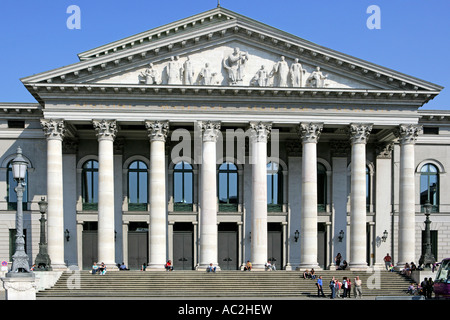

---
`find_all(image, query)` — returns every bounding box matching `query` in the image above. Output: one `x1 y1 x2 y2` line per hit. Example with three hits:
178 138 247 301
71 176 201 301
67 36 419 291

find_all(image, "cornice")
21 7 443 96
25 83 439 106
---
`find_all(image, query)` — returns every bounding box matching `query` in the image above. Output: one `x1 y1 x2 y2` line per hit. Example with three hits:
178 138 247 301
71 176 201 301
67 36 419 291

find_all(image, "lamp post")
419 200 436 268
9 147 31 274
34 196 52 270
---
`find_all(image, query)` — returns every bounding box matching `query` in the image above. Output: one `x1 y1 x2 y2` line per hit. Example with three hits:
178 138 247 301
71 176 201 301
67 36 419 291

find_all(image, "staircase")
36 270 413 299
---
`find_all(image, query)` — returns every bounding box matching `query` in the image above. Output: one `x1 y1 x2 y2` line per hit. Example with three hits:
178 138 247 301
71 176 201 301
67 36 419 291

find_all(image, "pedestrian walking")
383 253 392 271
354 276 363 298
317 276 325 297
329 277 336 299
342 277 348 298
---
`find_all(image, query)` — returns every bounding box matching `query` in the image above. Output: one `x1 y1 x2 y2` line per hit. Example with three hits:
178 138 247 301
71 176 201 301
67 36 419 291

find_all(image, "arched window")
128 160 148 211
218 162 238 211
7 161 28 211
267 162 283 212
173 161 193 211
420 164 439 212
81 160 98 210
317 163 327 212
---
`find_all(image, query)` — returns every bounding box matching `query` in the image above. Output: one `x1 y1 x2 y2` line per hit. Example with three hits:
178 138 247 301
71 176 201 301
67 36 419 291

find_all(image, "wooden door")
173 231 193 270
128 231 148 270
218 231 238 270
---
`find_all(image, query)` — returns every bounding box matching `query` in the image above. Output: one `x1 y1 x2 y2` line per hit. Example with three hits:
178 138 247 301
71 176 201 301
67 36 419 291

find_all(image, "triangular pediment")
89 39 379 90
21 6 442 104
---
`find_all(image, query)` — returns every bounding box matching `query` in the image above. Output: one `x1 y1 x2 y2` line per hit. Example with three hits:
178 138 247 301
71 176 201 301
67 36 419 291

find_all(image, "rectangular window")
423 127 439 135
7 120 25 128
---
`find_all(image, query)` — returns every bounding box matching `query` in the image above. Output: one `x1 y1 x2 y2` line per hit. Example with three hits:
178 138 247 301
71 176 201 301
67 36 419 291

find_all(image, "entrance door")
268 223 282 270
128 231 148 270
173 223 193 270
218 223 238 270
128 222 148 270
317 223 327 269
82 230 97 270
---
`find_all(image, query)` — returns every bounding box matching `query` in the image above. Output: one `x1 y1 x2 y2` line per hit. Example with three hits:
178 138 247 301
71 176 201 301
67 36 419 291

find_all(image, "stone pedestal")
1 273 37 300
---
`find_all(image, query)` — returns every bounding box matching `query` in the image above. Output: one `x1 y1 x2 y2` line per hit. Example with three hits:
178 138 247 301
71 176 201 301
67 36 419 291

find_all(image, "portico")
14 6 444 272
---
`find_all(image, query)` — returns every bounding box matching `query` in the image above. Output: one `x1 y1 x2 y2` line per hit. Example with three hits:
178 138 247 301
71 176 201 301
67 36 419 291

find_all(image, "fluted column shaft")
145 120 169 270
396 124 422 266
298 122 322 269
249 122 272 269
41 119 66 270
349 123 372 270
199 121 221 269
93 119 117 268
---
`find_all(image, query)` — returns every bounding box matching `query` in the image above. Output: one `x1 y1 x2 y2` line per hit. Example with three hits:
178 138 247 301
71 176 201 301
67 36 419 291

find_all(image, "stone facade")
0 7 448 272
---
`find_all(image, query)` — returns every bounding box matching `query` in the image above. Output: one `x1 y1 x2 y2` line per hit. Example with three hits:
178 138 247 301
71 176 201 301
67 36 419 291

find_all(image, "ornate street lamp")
382 230 388 242
34 197 52 270
9 147 31 274
419 200 436 268
338 230 345 242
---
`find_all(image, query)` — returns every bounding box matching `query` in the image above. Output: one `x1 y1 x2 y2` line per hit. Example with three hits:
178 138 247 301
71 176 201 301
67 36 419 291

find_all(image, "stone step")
36 270 413 298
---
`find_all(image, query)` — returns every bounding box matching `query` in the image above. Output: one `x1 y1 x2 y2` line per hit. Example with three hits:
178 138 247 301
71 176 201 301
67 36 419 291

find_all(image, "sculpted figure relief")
137 53 330 89
167 56 182 84
223 47 248 85
306 66 328 88
290 58 306 87
139 63 160 84
251 65 269 87
198 63 217 85
270 56 289 87
182 56 195 85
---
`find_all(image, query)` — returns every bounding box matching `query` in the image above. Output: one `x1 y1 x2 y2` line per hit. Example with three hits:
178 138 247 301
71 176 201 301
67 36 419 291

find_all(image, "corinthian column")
145 120 169 270
395 124 422 267
298 122 323 269
41 119 66 270
199 121 221 270
348 123 372 270
93 119 117 269
249 121 272 270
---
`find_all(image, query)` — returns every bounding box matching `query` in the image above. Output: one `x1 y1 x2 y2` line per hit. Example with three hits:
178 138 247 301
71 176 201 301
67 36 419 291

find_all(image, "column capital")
145 120 169 142
199 121 221 142
376 142 393 159
93 119 117 141
40 119 65 141
395 124 422 145
249 121 272 143
298 122 323 144
349 123 373 145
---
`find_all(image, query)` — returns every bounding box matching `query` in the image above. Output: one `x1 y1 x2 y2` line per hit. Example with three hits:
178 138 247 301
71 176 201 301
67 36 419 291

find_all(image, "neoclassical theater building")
1 7 449 271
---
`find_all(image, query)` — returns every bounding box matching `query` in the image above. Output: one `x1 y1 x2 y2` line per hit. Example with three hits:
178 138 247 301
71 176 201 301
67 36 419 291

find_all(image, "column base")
298 263 321 271
348 263 369 271
49 263 68 271
146 264 167 271
196 264 221 272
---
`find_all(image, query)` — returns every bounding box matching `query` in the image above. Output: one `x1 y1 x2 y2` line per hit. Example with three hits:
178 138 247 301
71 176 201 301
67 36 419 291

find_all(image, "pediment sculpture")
139 63 160 85
222 47 249 85
137 50 328 88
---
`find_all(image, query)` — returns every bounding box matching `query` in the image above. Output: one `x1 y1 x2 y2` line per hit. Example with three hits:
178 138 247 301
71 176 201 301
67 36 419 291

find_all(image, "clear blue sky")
0 0 449 110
